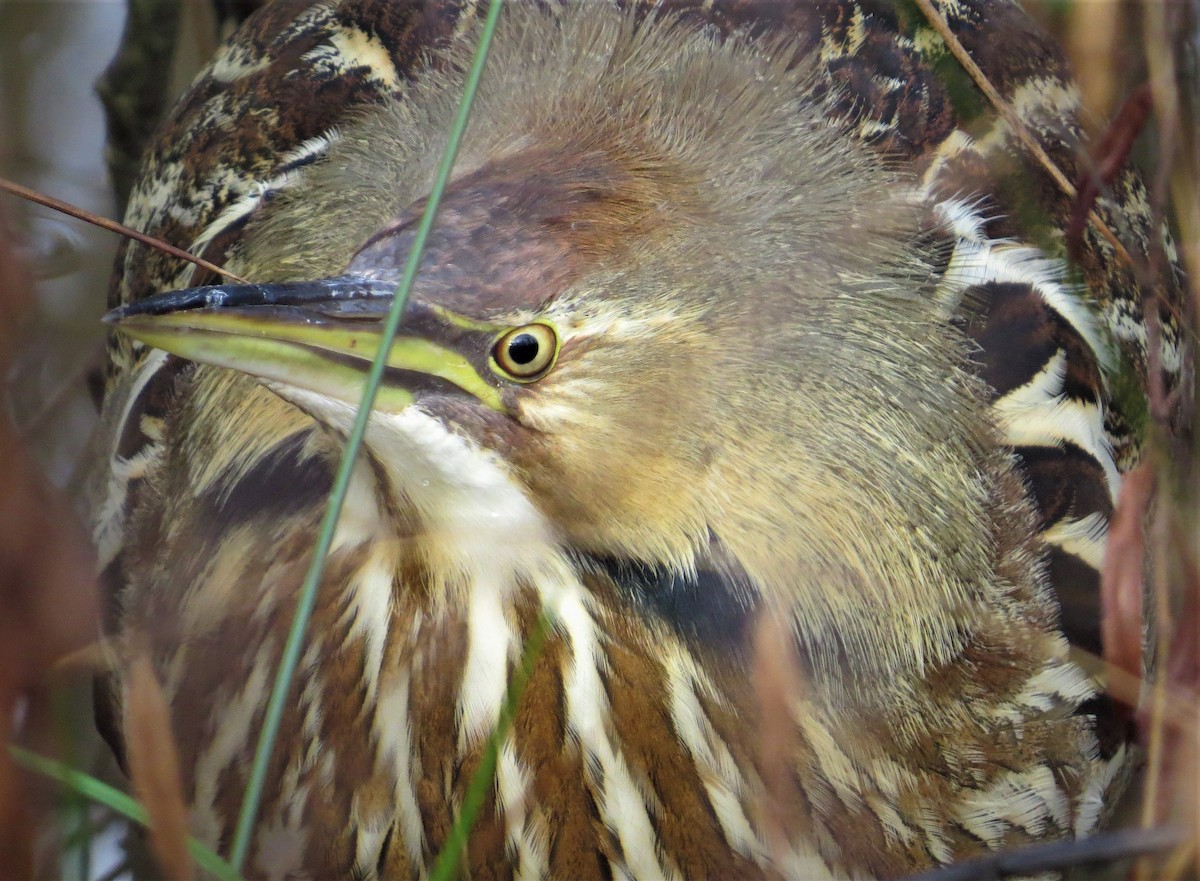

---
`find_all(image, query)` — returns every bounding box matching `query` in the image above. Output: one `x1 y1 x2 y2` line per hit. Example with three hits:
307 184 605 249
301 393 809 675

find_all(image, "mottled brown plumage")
86 2 1188 879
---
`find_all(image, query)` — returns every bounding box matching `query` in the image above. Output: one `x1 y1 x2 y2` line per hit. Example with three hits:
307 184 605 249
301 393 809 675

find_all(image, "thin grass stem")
8 746 241 881
227 0 506 870
429 613 550 881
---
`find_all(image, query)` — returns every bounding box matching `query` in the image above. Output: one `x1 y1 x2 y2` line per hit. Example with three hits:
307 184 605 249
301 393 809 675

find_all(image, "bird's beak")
104 277 506 413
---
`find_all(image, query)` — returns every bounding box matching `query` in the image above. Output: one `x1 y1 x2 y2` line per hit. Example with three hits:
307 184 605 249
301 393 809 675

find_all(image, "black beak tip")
100 277 399 326
103 284 253 324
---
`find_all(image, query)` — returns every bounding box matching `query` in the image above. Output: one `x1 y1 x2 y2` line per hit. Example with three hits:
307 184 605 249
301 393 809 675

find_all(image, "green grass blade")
52 684 91 880
228 0 507 871
429 612 550 881
8 746 242 881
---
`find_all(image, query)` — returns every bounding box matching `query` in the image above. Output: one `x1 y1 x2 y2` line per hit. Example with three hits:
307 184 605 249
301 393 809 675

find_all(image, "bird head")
107 6 1009 685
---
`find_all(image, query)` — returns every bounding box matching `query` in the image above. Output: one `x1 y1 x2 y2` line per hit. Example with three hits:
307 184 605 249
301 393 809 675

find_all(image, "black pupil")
507 333 540 366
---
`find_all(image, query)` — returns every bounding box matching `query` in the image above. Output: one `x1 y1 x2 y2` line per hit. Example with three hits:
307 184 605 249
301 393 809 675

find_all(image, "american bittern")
86 1 1189 878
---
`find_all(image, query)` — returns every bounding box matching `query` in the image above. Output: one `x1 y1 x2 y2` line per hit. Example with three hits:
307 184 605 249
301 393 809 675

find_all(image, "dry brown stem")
123 646 193 881
752 613 807 869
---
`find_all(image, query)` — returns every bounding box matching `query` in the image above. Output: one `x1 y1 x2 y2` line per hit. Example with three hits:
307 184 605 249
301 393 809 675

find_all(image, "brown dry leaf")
0 742 35 881
0 207 100 880
51 638 117 675
752 612 807 864
124 646 194 881
1100 463 1153 685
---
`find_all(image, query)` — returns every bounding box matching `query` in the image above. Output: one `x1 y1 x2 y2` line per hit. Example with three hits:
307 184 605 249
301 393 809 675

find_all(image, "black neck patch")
581 536 757 656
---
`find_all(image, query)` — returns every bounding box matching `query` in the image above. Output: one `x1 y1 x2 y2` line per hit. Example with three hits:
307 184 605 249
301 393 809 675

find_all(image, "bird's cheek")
414 394 529 463
502 428 704 562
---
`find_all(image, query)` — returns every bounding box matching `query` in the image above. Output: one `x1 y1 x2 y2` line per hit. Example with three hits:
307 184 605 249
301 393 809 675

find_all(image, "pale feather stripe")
339 526 416 876
192 643 274 844
299 636 326 749
797 716 866 814
110 343 165 446
458 572 515 748
547 579 678 881
254 642 328 879
956 766 1071 845
977 76 1081 153
276 0 337 42
866 757 953 863
933 198 1115 373
858 118 896 140
992 351 1121 500
1075 743 1127 837
497 739 548 881
357 407 566 874
663 648 765 861
774 849 844 881
94 348 169 567
354 825 388 881
337 550 394 704
182 132 336 286
918 813 954 866
920 130 976 193
256 764 314 881
131 158 197 229
1011 657 1096 716
324 26 402 90
97 442 161 566
373 672 426 869
1042 512 1108 571
329 456 388 553
866 792 916 846
456 569 546 876
206 39 271 83
992 654 1094 727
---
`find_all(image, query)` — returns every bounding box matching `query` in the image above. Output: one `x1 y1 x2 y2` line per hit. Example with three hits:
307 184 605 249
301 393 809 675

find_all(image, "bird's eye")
491 323 558 381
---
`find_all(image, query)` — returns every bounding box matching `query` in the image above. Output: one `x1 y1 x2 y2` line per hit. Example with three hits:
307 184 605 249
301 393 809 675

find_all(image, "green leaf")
9 745 243 881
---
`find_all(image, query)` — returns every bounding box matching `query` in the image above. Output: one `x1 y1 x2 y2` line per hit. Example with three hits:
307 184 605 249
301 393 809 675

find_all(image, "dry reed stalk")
123 647 193 881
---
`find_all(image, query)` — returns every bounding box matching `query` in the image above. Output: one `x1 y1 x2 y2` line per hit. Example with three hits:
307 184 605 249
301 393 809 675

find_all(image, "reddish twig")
1067 85 1153 264
1100 463 1153 687
0 178 248 285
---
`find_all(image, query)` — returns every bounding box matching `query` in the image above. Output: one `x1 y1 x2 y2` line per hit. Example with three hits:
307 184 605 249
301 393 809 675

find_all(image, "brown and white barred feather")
85 1 1189 878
